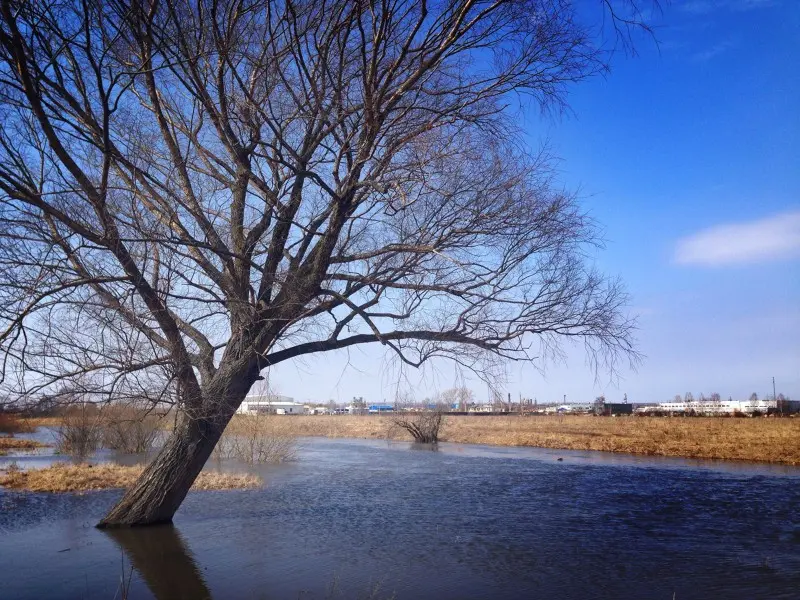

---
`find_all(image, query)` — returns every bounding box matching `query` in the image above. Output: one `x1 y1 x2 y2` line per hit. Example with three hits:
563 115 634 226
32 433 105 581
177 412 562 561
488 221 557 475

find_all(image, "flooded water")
1 436 799 599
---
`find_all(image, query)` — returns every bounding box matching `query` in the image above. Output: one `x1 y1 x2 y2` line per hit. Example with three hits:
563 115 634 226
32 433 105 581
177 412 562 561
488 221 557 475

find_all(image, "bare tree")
351 396 367 415
440 386 474 412
491 389 507 413
593 394 606 415
0 0 646 526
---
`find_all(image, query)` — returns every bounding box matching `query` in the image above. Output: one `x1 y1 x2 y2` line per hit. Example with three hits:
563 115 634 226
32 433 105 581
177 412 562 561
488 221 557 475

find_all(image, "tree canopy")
0 0 642 410
0 0 648 525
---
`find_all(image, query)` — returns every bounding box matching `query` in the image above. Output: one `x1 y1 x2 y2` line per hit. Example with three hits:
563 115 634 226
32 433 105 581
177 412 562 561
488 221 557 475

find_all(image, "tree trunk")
97 410 231 527
96 338 265 527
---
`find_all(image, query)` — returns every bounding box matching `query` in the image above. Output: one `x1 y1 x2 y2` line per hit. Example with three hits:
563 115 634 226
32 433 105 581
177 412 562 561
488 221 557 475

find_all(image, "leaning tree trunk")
98 356 259 527
97 410 231 527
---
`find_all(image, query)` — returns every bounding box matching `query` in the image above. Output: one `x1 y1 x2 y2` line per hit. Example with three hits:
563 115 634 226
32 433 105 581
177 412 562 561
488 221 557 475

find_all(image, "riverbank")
236 414 800 465
15 412 800 465
0 463 262 492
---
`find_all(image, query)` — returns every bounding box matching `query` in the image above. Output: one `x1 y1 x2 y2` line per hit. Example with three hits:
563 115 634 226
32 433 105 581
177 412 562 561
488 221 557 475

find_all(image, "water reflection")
103 524 212 600
409 442 439 451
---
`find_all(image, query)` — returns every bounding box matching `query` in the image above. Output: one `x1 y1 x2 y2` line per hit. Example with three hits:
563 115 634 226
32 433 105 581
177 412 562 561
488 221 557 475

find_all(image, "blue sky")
269 1 800 405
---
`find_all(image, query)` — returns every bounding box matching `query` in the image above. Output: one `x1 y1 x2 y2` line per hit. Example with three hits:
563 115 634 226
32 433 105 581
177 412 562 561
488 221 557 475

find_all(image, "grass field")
0 463 262 493
239 414 800 465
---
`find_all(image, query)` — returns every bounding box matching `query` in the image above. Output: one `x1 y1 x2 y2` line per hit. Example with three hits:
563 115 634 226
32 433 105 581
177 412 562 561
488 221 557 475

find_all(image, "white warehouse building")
237 395 306 415
638 399 776 415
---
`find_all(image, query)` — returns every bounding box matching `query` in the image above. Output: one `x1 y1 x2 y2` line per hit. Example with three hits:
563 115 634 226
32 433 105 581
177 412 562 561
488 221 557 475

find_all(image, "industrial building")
598 402 633 416
237 395 305 415
637 399 777 415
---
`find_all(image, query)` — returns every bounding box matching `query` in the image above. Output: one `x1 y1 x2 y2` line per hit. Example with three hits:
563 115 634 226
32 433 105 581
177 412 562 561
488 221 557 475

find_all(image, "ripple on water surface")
1 437 799 599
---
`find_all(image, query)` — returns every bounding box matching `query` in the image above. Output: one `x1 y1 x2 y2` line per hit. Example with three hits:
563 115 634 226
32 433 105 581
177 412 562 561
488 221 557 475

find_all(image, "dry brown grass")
230 414 397 440
0 413 36 435
19 416 62 428
246 414 800 465
0 437 48 455
20 408 172 437
0 462 262 493
440 415 800 464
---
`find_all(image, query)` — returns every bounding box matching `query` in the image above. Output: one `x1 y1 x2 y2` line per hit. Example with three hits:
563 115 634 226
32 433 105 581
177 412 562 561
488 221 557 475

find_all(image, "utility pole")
773 376 777 401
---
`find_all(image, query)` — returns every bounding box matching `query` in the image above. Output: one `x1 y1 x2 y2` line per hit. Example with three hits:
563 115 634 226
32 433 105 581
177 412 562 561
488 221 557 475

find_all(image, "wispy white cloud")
680 0 715 14
674 210 800 267
691 39 736 61
679 0 777 14
730 0 777 10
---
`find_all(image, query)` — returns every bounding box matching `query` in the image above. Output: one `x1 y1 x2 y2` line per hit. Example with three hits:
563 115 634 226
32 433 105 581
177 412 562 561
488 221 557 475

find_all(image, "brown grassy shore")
251 414 800 465
0 463 262 493
0 437 47 456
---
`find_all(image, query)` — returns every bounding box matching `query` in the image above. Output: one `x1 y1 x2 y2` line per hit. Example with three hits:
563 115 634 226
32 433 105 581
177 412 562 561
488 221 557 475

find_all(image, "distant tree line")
672 392 791 403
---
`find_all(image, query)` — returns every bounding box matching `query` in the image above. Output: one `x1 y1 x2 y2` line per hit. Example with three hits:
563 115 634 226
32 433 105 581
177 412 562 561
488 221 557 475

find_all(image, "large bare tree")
0 0 645 526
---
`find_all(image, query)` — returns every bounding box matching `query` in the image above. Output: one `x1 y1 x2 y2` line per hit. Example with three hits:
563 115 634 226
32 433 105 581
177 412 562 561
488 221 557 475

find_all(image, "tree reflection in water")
103 524 212 600
409 442 439 452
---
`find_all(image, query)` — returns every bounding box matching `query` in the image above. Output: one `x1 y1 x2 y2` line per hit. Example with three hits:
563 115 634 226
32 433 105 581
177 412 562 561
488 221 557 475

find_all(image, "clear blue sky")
270 0 800 405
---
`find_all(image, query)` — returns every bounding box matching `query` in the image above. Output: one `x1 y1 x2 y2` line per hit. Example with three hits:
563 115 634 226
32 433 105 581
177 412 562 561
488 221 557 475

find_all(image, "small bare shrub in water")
55 404 104 458
102 406 161 454
215 413 296 464
390 396 447 444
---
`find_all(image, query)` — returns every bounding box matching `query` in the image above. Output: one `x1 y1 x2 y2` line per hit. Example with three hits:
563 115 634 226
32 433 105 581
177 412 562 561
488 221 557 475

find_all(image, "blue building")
368 404 395 413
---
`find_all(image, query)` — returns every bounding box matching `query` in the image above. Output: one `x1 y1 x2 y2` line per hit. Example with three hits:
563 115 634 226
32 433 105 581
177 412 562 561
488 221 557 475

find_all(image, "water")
1 437 799 599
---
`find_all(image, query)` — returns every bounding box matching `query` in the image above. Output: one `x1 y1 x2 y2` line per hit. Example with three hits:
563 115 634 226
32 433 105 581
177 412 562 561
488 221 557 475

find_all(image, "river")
1 436 799 599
